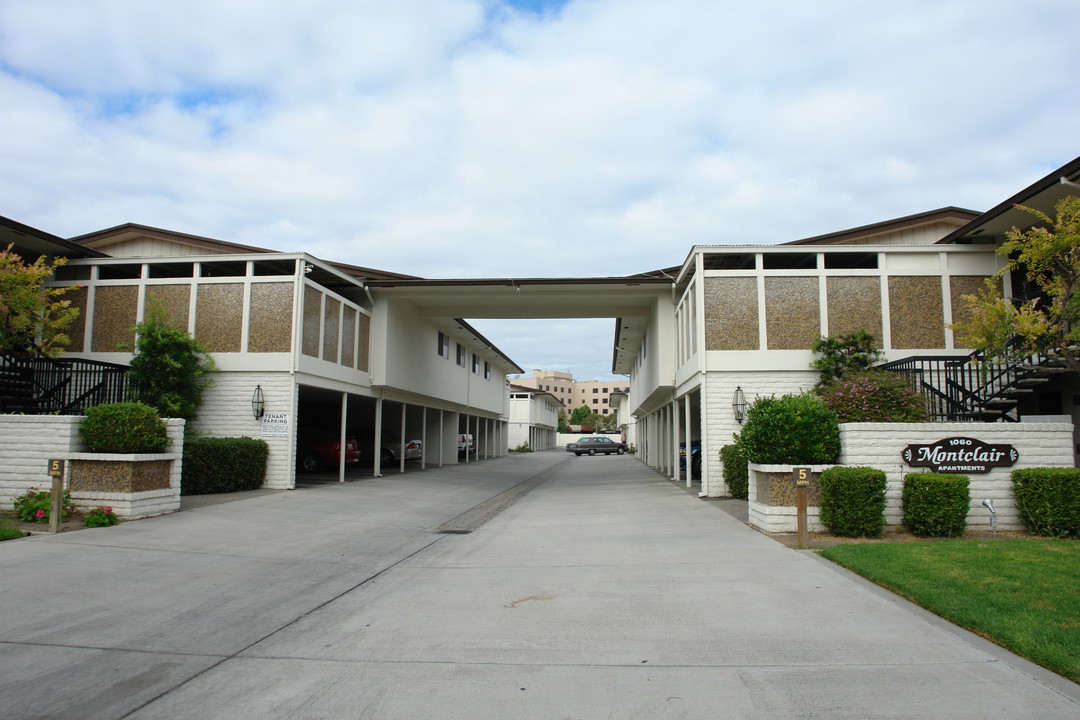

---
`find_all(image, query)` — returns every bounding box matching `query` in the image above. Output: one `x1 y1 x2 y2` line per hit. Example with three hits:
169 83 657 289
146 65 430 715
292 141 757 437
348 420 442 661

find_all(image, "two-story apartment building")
507 384 562 451
33 224 523 488
616 157 1080 495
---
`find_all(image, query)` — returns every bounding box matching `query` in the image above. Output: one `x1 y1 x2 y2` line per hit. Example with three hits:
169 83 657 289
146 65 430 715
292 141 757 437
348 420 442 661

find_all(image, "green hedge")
182 437 268 495
719 444 749 499
1012 468 1080 537
902 472 970 537
80 402 170 453
819 466 887 537
738 393 840 464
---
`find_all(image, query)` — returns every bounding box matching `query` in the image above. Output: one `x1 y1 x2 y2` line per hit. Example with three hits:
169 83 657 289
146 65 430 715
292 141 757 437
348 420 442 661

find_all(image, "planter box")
748 463 833 533
68 453 182 519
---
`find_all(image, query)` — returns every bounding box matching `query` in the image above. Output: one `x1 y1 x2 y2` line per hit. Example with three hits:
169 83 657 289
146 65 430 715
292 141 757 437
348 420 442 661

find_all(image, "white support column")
684 393 693 488
373 397 384 477
672 399 681 482
439 410 445 467
421 406 428 470
399 403 407 473
339 393 348 483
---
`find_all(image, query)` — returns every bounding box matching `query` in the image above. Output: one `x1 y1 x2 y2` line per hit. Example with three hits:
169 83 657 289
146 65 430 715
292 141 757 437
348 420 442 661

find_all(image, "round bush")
738 393 840 464
817 370 930 423
720 444 749 499
80 402 170 453
819 466 887 537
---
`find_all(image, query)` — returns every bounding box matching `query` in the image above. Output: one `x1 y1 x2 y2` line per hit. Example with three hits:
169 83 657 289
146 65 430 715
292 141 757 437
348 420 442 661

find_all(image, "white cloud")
1 0 1078 377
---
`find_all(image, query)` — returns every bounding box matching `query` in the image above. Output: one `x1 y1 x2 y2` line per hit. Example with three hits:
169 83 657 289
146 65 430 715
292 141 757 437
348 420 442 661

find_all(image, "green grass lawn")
818 539 1080 683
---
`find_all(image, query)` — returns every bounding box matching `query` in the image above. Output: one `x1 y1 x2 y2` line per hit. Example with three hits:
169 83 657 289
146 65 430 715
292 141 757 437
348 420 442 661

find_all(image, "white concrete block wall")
189 371 297 489
702 370 818 496
840 422 1075 531
0 416 85 508
1 416 185 518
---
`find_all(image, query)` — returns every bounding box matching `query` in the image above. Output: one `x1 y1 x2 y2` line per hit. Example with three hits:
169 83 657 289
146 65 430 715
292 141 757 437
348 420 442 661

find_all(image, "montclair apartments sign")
902 437 1019 474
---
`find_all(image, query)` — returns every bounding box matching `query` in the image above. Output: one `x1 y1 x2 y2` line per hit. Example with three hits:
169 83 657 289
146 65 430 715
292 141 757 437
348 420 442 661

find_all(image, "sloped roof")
784 207 980 245
1 215 108 260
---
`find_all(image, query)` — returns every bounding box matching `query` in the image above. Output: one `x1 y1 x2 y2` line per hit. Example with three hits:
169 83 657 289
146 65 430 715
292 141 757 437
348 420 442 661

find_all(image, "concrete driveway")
1 451 1077 719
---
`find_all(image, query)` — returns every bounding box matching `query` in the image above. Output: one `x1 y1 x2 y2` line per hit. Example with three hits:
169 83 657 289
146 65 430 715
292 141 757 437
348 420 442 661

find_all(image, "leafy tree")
810 329 883 385
127 303 215 420
0 244 81 357
953 196 1080 371
569 404 592 426
557 408 568 433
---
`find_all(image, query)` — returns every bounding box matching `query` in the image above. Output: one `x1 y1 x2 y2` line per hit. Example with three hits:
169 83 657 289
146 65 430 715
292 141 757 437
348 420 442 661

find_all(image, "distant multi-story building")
511 370 629 417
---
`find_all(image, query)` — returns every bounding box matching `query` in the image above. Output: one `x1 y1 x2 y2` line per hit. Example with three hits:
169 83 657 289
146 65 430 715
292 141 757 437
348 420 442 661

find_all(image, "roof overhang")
939 155 1080 244
1 215 108 260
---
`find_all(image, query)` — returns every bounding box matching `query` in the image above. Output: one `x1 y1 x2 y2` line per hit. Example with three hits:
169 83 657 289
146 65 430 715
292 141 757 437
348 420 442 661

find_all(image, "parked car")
680 441 702 478
566 436 627 456
296 428 361 473
352 428 422 465
458 433 476 457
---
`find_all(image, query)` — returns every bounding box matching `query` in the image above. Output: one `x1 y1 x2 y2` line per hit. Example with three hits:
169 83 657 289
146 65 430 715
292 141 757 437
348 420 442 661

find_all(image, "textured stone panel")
704 277 759 351
69 459 172 493
322 298 340 362
826 277 882 344
91 286 138 352
889 276 945 349
341 306 356 368
65 286 88 352
756 471 822 506
302 286 321 358
357 313 371 372
195 284 243 352
765 277 820 350
146 285 190 329
949 275 994 330
248 283 293 353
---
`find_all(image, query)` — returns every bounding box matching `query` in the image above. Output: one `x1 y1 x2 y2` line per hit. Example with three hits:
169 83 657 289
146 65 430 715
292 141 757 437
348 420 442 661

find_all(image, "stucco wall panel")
826 276 882 342
704 277 758 351
91 285 138 352
248 283 293 353
765 276 819 350
889 276 945 349
195 283 244 352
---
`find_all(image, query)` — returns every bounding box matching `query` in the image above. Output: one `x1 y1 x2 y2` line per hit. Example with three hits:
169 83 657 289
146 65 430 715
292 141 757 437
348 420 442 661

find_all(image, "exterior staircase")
0 352 130 415
879 349 1070 422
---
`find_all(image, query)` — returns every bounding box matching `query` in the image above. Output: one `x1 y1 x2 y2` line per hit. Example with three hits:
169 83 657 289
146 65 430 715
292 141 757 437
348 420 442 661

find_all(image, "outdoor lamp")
251 385 265 419
732 386 747 424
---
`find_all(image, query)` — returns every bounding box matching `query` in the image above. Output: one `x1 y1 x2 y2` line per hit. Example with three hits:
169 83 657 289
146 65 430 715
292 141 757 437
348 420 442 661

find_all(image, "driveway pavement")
1 451 1077 719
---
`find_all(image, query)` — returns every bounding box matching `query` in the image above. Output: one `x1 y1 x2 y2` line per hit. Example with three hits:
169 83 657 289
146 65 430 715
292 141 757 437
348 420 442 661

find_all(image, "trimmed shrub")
738 393 840 464
902 472 970 537
182 437 269 495
816 370 930 423
819 466 887 537
79 402 170 453
1012 468 1080 537
720 444 749 499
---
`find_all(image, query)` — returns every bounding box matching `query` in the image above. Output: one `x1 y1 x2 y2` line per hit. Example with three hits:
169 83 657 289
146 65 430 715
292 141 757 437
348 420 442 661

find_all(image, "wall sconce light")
251 385 265 420
732 386 747 424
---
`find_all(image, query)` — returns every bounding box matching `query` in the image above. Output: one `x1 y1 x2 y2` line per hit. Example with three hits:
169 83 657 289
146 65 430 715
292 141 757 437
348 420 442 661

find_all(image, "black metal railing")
0 353 130 415
879 347 1060 422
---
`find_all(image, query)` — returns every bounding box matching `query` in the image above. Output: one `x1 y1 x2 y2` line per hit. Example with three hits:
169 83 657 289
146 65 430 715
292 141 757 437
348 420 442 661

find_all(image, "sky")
2 0 1079 381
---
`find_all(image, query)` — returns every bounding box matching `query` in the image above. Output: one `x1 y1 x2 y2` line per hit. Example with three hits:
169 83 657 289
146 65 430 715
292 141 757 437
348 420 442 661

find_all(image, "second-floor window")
456 343 466 367
438 332 450 359
472 353 480 374
484 361 491 380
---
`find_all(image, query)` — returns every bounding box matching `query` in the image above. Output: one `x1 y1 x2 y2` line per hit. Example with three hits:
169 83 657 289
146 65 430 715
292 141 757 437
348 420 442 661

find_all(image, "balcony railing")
0 353 130 415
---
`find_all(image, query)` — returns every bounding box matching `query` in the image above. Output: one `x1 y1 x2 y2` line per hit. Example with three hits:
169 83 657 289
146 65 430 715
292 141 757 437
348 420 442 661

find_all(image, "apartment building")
511 370 629 417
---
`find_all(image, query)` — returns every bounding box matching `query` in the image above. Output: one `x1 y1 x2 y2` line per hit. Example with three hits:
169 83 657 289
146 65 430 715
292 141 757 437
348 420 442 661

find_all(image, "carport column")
438 410 445 467
697 383 710 497
373 396 384 477
399 403 407 473
684 394 693 488
339 393 348 483
421 407 428 470
671 399 681 482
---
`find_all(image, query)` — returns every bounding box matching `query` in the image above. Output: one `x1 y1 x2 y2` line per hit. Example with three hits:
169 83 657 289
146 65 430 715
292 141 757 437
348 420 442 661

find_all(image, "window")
602 398 608 404
438 332 450 359
602 409 609 415
484 361 491 380
592 388 598 394
472 354 480 374
456 343 466 367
